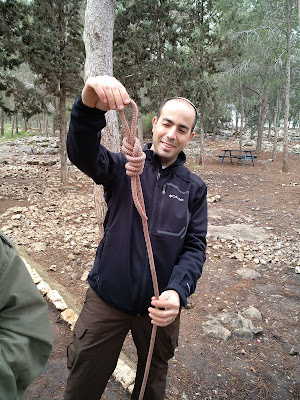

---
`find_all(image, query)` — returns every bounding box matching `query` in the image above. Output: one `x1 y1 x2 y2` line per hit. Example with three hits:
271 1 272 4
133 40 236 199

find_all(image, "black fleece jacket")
67 96 207 315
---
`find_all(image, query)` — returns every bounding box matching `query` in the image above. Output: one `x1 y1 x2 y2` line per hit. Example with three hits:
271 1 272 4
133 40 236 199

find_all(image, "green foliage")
0 0 26 70
22 0 85 97
0 124 38 142
114 0 189 112
142 111 156 140
0 0 299 138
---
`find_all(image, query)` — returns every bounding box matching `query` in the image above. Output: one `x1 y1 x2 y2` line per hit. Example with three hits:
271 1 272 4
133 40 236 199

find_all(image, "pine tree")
22 0 85 183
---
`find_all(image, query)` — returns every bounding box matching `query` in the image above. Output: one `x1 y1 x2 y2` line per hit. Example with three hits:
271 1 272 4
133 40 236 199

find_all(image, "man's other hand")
148 290 180 327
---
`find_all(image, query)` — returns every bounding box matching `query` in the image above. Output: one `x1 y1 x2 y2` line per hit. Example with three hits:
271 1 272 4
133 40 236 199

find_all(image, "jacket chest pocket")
157 183 190 238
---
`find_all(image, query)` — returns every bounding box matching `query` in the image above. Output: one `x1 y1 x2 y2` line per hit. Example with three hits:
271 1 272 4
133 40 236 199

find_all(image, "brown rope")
119 100 159 400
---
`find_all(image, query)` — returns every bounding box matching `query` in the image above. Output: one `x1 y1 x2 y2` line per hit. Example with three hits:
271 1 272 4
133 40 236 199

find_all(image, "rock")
295 266 300 274
290 347 299 356
80 270 90 281
22 258 43 284
37 281 51 295
232 252 245 261
207 223 269 241
46 289 67 311
202 320 231 341
233 328 253 340
60 308 78 329
236 268 261 280
113 358 136 390
244 306 262 320
31 242 47 252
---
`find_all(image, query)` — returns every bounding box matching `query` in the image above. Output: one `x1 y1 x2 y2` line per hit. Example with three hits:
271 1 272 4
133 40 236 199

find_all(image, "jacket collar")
143 142 186 169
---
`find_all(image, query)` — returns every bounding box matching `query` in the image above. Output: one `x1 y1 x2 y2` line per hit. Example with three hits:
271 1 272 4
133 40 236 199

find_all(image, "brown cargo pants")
64 287 180 400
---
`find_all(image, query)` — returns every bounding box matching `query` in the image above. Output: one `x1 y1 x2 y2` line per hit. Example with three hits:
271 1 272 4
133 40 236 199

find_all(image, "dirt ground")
1 134 300 400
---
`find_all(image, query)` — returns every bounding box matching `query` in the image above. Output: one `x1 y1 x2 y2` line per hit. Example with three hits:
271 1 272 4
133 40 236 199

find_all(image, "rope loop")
121 136 146 177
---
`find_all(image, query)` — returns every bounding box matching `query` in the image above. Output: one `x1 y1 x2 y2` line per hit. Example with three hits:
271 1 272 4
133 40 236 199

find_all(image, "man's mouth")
161 141 175 149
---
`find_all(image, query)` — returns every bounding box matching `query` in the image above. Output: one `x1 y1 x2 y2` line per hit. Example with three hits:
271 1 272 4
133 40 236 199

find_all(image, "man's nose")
166 127 176 139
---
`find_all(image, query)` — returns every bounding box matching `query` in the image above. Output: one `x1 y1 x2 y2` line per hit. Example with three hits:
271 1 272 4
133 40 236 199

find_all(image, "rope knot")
122 136 146 177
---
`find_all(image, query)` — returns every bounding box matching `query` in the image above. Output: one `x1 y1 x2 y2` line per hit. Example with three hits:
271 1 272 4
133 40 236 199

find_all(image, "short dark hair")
157 97 198 132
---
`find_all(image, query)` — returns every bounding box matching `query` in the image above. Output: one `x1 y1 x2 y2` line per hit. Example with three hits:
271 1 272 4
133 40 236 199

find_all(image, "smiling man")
151 98 196 167
64 75 207 400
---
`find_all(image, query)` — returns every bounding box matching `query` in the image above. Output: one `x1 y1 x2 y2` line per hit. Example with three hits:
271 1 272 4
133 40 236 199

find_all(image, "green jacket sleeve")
0 231 52 400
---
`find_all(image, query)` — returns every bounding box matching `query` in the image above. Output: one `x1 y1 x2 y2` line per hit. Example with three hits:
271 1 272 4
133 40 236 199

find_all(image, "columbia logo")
169 194 184 202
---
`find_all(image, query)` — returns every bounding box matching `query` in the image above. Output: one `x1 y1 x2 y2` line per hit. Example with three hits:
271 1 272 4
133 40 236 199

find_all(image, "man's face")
151 99 195 167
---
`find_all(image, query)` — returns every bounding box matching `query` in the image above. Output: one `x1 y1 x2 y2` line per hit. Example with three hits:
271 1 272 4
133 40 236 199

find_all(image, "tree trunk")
15 112 19 135
212 121 217 141
84 0 118 234
52 97 57 136
11 114 15 137
43 111 48 137
0 109 4 136
256 87 268 154
272 90 280 161
234 110 239 138
198 120 205 165
138 113 143 145
37 114 42 132
59 0 68 184
239 81 244 152
282 0 291 172
59 79 68 184
267 110 272 141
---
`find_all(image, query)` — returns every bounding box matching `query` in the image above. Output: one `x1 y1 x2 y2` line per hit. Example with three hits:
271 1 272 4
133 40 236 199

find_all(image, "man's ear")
152 116 157 132
188 132 195 142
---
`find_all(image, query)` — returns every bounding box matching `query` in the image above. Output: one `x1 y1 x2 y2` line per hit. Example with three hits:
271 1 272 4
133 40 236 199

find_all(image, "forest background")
0 0 299 180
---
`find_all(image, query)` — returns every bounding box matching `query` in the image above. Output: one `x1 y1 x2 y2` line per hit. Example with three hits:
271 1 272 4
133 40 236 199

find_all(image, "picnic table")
219 149 257 167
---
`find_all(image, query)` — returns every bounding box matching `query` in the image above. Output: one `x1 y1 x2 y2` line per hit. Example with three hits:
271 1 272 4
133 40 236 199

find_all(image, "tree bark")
43 111 48 137
11 114 15 137
234 110 239 138
239 81 244 152
256 87 268 154
212 121 217 141
138 113 143 145
52 97 57 136
0 109 4 136
15 112 19 135
198 120 205 165
272 90 280 161
282 0 291 172
84 0 118 234
59 0 68 184
267 109 272 141
59 79 68 184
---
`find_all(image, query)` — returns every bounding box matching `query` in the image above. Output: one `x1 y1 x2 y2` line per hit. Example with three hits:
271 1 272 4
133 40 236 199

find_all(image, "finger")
111 81 131 110
150 313 175 327
101 77 130 110
87 77 108 105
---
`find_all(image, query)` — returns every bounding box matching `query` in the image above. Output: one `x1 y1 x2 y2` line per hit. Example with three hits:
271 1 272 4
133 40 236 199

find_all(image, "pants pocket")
66 317 87 370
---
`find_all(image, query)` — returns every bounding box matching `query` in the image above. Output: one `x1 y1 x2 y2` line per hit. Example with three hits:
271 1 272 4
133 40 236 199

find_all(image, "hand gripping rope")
119 100 159 400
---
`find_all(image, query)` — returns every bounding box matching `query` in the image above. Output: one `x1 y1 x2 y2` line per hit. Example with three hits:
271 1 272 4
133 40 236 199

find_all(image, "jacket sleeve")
67 96 123 187
165 181 207 307
0 232 52 400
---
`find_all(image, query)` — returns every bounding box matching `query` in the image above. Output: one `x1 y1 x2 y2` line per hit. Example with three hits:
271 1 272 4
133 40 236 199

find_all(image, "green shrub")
142 111 156 140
